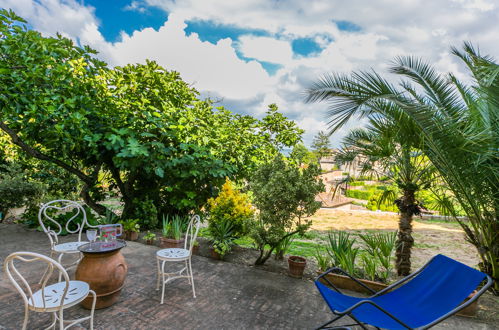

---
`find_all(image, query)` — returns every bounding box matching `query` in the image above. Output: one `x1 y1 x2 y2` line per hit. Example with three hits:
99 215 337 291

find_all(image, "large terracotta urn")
76 241 128 309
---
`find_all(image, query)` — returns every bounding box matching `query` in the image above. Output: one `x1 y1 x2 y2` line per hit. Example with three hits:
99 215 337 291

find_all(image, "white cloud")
238 36 293 64
109 14 271 100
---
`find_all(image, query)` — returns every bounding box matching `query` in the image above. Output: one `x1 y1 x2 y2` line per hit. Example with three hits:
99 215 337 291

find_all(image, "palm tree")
337 119 435 275
306 42 498 293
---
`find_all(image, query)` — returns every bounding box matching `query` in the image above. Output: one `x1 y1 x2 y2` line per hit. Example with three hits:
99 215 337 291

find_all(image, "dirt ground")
309 208 480 270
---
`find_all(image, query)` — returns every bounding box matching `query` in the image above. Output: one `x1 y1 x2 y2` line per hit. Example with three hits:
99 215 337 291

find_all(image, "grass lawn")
200 208 479 271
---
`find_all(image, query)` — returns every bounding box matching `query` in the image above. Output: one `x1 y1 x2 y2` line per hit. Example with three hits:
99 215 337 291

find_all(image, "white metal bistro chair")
3 251 96 330
38 200 97 276
156 214 201 303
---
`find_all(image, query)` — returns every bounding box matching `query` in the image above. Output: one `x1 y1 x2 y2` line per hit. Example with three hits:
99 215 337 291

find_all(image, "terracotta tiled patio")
0 224 494 329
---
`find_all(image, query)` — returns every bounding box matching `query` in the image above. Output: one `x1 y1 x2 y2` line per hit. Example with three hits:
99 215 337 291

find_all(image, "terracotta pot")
288 256 306 278
159 237 184 248
76 250 128 309
210 248 222 260
124 230 139 241
145 239 155 245
457 290 478 317
317 271 388 295
192 244 199 255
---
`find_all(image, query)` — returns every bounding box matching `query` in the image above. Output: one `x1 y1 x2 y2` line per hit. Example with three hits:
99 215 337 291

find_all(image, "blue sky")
1 0 498 146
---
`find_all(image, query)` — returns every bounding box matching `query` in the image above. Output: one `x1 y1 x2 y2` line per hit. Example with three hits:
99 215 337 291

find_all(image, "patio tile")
0 223 494 329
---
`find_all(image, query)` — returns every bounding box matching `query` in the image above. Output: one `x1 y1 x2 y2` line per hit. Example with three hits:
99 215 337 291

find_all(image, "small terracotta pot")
288 256 306 278
159 237 184 248
210 248 222 260
145 239 155 245
124 230 139 241
192 244 199 255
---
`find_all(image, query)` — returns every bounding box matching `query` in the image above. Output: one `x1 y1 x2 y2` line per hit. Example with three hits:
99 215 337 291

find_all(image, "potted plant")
122 219 140 241
143 231 156 245
288 255 307 278
159 215 185 248
208 218 236 260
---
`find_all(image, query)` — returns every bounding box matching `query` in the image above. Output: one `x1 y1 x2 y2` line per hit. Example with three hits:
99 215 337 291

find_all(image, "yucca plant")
326 231 360 276
306 43 498 293
314 247 332 271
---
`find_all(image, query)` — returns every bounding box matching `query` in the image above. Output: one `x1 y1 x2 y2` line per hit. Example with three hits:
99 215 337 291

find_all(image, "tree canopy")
0 9 304 227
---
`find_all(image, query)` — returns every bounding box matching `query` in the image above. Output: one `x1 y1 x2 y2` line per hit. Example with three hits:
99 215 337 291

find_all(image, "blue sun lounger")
315 254 493 329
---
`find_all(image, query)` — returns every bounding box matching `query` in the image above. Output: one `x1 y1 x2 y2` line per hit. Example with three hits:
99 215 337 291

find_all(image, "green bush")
206 179 254 238
0 163 44 218
345 189 372 200
348 181 365 186
249 156 324 265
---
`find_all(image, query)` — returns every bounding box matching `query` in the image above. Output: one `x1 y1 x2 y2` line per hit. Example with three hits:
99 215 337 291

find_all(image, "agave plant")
306 42 499 293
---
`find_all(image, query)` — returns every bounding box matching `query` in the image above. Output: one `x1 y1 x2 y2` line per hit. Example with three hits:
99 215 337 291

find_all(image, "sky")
1 0 498 147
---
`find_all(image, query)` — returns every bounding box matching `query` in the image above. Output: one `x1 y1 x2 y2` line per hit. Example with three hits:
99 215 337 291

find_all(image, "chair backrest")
184 215 201 252
38 200 89 246
3 252 70 311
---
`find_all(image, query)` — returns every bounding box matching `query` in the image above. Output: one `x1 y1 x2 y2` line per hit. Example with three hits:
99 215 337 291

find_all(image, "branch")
0 121 94 185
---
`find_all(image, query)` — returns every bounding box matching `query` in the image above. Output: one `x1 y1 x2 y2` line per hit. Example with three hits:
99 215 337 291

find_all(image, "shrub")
249 156 324 265
0 163 44 219
206 179 253 238
345 189 371 200
208 217 237 258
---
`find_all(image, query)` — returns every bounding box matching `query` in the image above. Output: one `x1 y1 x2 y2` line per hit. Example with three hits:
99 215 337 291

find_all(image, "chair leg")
89 290 97 330
160 260 166 305
21 305 29 330
58 309 64 330
156 258 161 291
185 260 191 284
188 258 196 298
315 315 343 330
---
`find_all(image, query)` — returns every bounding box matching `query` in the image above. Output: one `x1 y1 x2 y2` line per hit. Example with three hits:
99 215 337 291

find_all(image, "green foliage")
0 163 44 218
306 41 499 286
311 131 331 160
348 181 366 186
358 231 397 282
325 231 360 275
121 219 140 233
249 156 325 265
0 11 304 229
314 247 331 271
208 218 237 258
143 231 156 241
161 214 189 239
345 189 372 200
289 143 317 165
274 234 295 260
128 198 158 229
206 179 254 238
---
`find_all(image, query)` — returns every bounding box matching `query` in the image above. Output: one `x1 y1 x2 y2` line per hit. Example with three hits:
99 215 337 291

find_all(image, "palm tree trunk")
396 190 416 276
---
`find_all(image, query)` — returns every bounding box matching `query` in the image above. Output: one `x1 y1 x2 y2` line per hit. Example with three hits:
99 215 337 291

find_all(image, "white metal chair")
38 200 97 276
3 251 96 330
156 214 201 303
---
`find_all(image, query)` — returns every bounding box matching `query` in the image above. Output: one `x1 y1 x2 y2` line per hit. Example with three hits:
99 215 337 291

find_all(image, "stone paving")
0 223 495 329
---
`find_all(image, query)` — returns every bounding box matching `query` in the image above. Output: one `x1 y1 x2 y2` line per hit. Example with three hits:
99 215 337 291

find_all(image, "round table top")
78 240 126 254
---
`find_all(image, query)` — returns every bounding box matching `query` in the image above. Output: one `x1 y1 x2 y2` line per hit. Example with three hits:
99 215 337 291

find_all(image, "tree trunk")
255 248 274 265
396 190 416 276
80 184 110 216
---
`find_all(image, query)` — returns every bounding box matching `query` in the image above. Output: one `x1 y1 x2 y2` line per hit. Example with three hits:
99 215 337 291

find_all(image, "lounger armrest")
316 267 377 295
